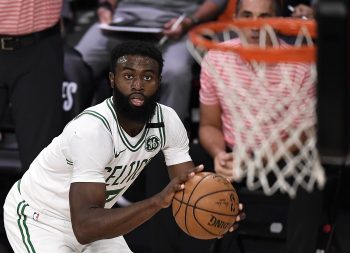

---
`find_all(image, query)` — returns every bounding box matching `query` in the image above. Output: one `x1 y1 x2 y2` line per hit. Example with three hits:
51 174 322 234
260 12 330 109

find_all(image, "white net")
188 20 325 198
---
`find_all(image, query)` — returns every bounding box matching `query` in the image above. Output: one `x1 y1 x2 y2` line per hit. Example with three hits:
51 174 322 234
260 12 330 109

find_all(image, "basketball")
172 172 239 240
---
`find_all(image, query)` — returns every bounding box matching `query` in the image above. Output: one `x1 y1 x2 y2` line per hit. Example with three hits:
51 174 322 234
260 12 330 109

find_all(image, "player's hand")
156 164 204 208
229 203 246 232
218 203 246 238
214 151 235 181
97 7 113 24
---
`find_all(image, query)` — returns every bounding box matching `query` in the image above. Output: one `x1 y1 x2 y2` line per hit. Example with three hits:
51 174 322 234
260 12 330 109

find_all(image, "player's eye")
124 73 133 80
144 75 152 81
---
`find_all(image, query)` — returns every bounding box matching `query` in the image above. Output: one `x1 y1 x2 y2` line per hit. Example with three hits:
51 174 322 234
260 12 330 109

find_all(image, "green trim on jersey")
75 110 112 134
17 201 36 253
106 98 150 152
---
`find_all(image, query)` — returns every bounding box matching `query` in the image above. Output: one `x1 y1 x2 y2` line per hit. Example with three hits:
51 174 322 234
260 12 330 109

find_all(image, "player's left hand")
218 203 246 238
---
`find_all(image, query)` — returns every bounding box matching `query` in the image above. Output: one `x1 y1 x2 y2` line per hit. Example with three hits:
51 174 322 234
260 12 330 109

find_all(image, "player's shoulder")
67 98 113 134
155 103 178 120
154 103 183 128
86 97 112 115
157 103 176 113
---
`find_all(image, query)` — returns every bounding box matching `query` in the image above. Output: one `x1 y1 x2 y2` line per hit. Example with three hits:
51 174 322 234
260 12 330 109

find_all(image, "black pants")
0 32 64 171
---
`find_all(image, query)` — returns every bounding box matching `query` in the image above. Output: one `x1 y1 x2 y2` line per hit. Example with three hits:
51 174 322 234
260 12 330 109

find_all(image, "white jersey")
19 97 191 220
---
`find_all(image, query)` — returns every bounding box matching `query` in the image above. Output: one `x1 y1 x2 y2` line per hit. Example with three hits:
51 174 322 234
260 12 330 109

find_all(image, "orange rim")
189 18 317 63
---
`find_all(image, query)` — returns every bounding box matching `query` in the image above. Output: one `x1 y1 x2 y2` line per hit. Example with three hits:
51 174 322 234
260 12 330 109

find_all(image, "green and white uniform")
4 97 191 253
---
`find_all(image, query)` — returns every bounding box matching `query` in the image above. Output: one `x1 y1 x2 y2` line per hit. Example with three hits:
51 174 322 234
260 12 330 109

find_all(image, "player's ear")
109 72 115 88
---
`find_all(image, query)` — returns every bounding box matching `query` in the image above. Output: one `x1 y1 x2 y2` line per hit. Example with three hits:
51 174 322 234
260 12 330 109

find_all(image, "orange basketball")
172 172 239 240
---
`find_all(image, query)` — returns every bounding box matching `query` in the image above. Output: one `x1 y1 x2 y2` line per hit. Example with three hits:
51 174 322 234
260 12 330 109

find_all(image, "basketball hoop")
188 18 325 198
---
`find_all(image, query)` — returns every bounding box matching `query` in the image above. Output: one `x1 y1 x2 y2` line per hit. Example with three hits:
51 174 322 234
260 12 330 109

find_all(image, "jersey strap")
146 122 164 128
155 104 165 148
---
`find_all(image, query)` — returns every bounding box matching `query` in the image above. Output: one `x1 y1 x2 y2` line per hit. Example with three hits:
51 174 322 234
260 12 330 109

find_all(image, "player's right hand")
156 164 204 208
97 7 113 24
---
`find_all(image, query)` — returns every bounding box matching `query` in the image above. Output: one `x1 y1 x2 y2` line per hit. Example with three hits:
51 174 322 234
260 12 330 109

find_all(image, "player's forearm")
199 125 226 158
72 196 162 245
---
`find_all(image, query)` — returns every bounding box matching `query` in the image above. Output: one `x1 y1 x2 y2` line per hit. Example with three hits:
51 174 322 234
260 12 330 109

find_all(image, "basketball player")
198 0 323 252
3 41 240 252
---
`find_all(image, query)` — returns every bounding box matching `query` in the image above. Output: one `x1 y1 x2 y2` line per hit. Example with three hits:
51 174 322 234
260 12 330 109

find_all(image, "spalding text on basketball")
208 215 231 229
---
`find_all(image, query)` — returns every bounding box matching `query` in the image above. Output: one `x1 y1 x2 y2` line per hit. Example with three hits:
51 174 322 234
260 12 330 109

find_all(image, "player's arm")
161 105 205 179
167 161 197 179
69 165 203 245
199 102 234 180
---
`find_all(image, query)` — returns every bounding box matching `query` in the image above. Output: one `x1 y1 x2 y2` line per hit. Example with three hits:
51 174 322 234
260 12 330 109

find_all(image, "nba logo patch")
145 136 160 152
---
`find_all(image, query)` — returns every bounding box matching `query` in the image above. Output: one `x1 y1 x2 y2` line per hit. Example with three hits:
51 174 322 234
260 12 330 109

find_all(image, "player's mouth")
129 93 145 107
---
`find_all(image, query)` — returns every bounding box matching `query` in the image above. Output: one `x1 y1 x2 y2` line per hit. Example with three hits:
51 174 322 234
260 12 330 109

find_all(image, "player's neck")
117 115 145 137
